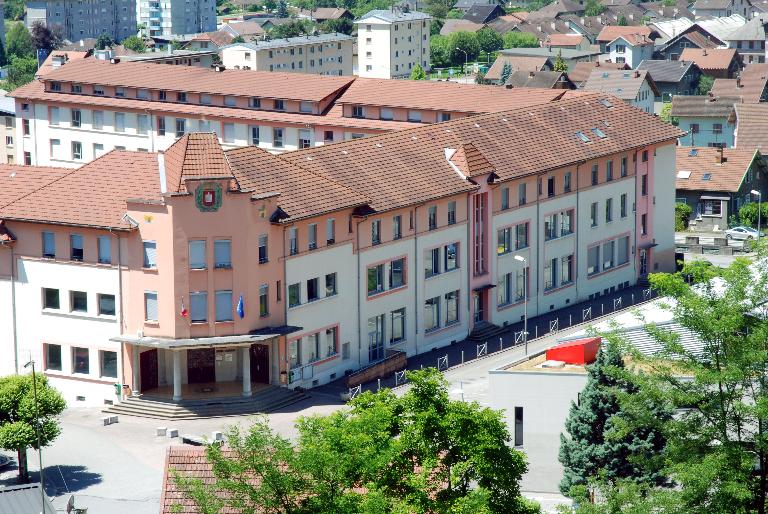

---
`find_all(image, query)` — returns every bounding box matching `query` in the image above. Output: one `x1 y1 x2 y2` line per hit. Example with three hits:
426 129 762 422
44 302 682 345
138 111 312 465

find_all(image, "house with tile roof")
568 60 630 86
731 102 768 151
439 19 486 36
484 55 554 83
710 62 768 100
0 94 683 411
543 34 591 51
655 26 720 62
724 13 768 65
596 25 654 52
582 68 660 112
297 7 354 22
636 60 702 101
675 146 766 229
605 33 655 68
463 3 505 24
679 47 742 78
671 94 740 147
527 0 584 19
692 0 751 19
502 70 576 89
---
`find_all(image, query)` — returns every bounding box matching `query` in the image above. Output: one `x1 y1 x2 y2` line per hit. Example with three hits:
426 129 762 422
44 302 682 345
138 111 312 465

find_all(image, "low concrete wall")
346 350 406 388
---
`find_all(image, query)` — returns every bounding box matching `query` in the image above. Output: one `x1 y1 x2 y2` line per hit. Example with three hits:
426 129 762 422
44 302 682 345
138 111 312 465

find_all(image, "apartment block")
356 9 431 79
221 34 355 76
26 0 136 42
137 0 216 37
10 58 565 166
0 96 682 407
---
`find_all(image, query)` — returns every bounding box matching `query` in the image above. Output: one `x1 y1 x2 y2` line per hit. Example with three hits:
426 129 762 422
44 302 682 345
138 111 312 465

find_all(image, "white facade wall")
631 81 655 114
0 278 16 377
651 144 677 273
357 14 431 78
14 258 122 407
221 40 354 76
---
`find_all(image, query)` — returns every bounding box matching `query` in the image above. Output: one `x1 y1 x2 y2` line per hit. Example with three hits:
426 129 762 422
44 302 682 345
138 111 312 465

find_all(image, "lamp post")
23 359 45 513
455 47 468 75
514 255 528 355
752 190 762 253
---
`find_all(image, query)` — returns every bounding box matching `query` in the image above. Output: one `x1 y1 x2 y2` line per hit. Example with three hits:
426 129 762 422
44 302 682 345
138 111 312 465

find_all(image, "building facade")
26 0 136 42
356 9 431 79
137 0 216 37
221 35 355 76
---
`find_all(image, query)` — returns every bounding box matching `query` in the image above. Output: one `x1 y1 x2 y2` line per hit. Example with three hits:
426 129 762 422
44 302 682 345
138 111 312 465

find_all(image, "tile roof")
596 25 652 43
724 12 768 41
449 143 496 177
636 59 697 83
161 446 235 514
710 63 768 103
36 50 90 77
675 146 759 192
222 21 266 37
280 92 684 213
543 34 585 47
485 55 553 81
0 164 71 207
733 103 768 150
695 14 747 42
485 16 522 34
355 9 431 22
298 7 352 19
0 483 56 514
648 17 694 43
609 33 654 46
679 48 739 72
188 30 236 47
336 77 565 113
527 0 584 19
26 58 354 103
463 3 503 23
505 71 572 89
567 60 629 84
0 151 161 230
499 47 602 59
163 133 234 193
661 30 720 51
643 2 694 21
693 0 731 10
583 69 659 100
670 94 740 117
440 19 485 35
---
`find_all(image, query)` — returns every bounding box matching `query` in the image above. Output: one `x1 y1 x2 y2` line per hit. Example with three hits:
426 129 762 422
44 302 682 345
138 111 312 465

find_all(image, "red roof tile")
679 48 739 72
543 34 585 47
449 143 497 178
596 25 653 43
676 146 760 192
710 63 768 103
163 133 233 192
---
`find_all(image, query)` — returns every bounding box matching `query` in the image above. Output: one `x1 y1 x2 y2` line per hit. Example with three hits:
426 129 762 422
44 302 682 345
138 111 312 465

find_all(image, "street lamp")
752 190 762 253
514 255 529 355
23 359 45 513
455 47 468 75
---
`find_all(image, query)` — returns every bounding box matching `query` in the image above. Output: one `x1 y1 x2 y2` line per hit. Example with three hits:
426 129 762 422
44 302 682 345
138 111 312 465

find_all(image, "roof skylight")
591 127 607 139
677 170 692 179
599 99 613 108
689 149 698 156
575 131 591 143
702 173 712 181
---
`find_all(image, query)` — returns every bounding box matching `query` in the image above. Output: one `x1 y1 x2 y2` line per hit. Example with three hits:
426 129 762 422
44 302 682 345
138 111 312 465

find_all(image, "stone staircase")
102 385 309 420
467 321 506 343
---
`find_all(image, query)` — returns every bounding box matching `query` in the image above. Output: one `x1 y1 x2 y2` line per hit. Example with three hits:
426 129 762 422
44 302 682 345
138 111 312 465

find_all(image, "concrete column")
132 344 140 396
172 351 182 402
242 347 252 397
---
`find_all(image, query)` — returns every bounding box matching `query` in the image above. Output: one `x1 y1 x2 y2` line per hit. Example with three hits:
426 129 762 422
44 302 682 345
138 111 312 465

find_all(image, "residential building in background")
26 0 136 42
724 13 768 64
0 91 14 164
137 0 216 37
356 9 431 79
221 34 355 76
605 33 654 69
671 95 738 147
583 69 659 113
636 60 702 101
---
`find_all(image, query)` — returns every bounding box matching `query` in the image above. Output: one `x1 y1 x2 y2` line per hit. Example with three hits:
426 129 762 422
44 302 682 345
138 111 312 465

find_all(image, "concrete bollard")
156 427 167 437
167 428 179 438
109 415 119 424
212 431 223 442
713 237 727 247
685 236 700 245
101 417 111 426
689 245 703 254
722 246 734 255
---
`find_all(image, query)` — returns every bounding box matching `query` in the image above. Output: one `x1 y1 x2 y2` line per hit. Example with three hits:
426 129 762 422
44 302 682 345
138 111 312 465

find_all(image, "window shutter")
215 291 232 321
145 292 158 321
143 241 157 267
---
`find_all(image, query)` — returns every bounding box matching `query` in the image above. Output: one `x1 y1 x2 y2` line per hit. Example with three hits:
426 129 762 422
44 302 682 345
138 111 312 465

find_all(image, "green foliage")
584 0 605 15
264 0 278 11
174 369 536 514
271 19 314 38
0 39 7 67
30 20 62 51
475 70 487 84
6 22 34 60
426 0 457 20
500 62 512 84
697 75 715 95
477 28 504 54
3 56 38 90
659 102 674 123
122 35 147 53
410 63 427 80
447 8 465 18
431 35 453 68
617 15 628 26
95 34 115 50
231 35 246 43
277 0 289 17
0 373 66 479
675 202 693 231
321 17 354 35
662 0 677 5
4 0 24 21
450 31 480 65
554 50 568 72
738 201 768 228
431 19 444 36
503 31 539 49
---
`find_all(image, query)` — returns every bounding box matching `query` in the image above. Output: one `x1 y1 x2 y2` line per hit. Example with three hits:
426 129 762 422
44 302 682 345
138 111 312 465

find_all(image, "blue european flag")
237 295 245 319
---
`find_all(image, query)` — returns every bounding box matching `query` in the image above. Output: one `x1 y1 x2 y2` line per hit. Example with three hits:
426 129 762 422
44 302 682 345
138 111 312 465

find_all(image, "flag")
237 295 245 319
180 296 188 317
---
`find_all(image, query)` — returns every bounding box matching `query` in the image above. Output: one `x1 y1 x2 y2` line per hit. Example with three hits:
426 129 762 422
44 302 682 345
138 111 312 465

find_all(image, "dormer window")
159 90 167 101
115 87 125 97
71 84 82 93
93 85 104 95
177 92 187 103
250 97 261 108
274 99 285 111
50 82 62 92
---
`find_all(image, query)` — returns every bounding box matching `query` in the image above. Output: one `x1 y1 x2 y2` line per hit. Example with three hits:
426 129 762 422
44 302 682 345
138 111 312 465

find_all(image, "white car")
725 226 760 241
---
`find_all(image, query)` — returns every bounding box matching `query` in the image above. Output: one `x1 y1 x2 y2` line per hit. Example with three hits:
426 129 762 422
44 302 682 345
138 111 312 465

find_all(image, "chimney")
214 64 226 72
529 70 535 77
595 60 600 67
110 57 121 64
634 70 640 78
51 54 67 68
716 146 726 164
703 48 707 56
737 75 742 87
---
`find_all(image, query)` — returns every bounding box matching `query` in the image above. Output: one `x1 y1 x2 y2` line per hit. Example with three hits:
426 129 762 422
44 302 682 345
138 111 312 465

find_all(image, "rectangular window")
143 240 157 268
70 290 87 312
250 126 260 145
224 96 236 107
641 175 648 196
547 176 555 197
560 210 574 236
98 293 115 316
544 257 557 290
50 106 60 125
497 272 511 306
307 278 319 302
390 308 405 344
564 172 572 193
368 314 385 362
250 97 261 108
393 215 402 240
177 92 187 103
516 222 529 249
114 112 125 133
189 291 207 322
43 287 60 309
289 227 298 255
516 267 528 301
445 290 459 325
215 290 233 321
157 117 165 136
518 183 526 205
590 202 598 227
324 219 335 245
424 296 440 332
274 100 285 111
308 224 318 250
621 157 627 177
368 264 385 295
545 214 558 241
298 129 311 149
49 138 60 159
642 150 648 162
713 123 723 134
223 123 235 143
71 109 81 127
603 240 615 270
137 114 149 135
620 193 627 218
587 246 600 275
22 119 29 135
425 247 440 278
42 231 55 258
273 128 284 148
371 219 381 245
289 339 300 368
605 198 613 223
407 110 422 122
70 234 84 261
352 105 364 118
189 240 206 269
71 141 82 160
447 201 456 225
97 236 111 264
258 235 268 263
325 327 337 358
591 164 598 186
501 187 510 210
259 284 269 316
617 236 629 265
606 160 613 181
323 130 334 143
641 214 648 235
288 283 301 307
690 123 699 134
175 118 186 138
100 350 117 378
497 228 511 255
561 254 573 284
45 344 62 371
145 292 158 321
428 206 437 230
214 240 231 268
72 347 89 374
445 243 458 271
325 272 337 296
390 258 405 288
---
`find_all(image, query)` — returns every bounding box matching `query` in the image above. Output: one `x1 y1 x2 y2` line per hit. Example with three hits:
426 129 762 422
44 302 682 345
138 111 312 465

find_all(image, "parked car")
725 226 760 241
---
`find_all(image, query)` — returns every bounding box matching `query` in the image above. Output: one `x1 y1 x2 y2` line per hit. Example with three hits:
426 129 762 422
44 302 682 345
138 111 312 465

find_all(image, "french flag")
180 296 188 317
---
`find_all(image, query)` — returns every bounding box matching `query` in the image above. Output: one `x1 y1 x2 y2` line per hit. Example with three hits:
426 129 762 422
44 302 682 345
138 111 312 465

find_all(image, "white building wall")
358 22 393 78
221 41 354 76
651 144 677 273
357 14 430 79
0 278 16 377
631 81 655 114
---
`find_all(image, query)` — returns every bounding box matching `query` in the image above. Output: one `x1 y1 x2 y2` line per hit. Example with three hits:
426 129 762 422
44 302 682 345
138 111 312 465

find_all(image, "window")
189 240 206 269
70 290 87 312
590 202 598 227
24 152 31 165
606 160 613 181
544 257 557 290
497 272 512 306
289 227 298 255
408 110 422 122
323 218 335 245
641 174 648 196
516 222 528 249
22 119 29 135
617 236 629 265
144 292 158 321
561 254 573 285
620 193 628 218
50 138 60 158
71 141 82 160
425 247 440 278
501 187 510 210
259 285 269 316
223 123 235 143
603 240 615 270
43 288 60 309
323 131 333 143
380 107 393 120
250 126 260 145
190 291 208 322
177 92 187 103
641 213 648 235
605 198 613 223
50 106 60 126
713 123 723 134
258 235 268 263
42 231 55 258
114 112 126 132
307 278 319 302
587 246 600 275
425 297 440 332
545 214 557 240
448 201 456 225
50 81 62 92
445 291 459 325
642 150 648 162
690 123 699 134
224 96 236 107
428 206 437 230
71 109 81 127
518 183 526 205
391 308 406 343
157 117 165 136
306 223 317 250
445 243 458 271
621 157 627 177
298 129 311 149
45 344 62 371
97 236 111 264
143 241 157 268
136 89 148 100
325 272 337 296
250 97 261 108
274 100 285 111
289 339 300 368
390 258 405 288
591 164 598 185
547 176 555 197
368 314 385 361
137 114 149 135
215 290 233 321
352 105 364 118
98 293 115 316
72 347 89 374
70 234 84 261
212 240 232 268
325 327 338 357
703 199 722 215
564 172 572 193
273 128 284 148
368 264 384 295
393 215 402 240
371 219 381 245
560 210 573 236
288 283 301 307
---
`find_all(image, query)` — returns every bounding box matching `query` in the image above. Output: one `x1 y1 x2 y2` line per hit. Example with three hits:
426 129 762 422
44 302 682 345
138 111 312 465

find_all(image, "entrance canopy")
110 333 279 349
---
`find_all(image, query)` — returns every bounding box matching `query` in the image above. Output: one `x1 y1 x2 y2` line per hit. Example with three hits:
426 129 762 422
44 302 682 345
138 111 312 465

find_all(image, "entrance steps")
467 321 506 343
102 385 309 420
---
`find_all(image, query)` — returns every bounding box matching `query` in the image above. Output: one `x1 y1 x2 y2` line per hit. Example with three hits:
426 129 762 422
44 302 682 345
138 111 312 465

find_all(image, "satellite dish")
66 495 75 514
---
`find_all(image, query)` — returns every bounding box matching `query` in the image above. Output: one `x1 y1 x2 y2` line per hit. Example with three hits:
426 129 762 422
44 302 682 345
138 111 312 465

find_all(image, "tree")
430 35 452 68
277 0 289 18
121 35 147 53
264 0 278 11
271 20 313 38
554 50 568 72
584 0 605 15
426 0 456 20
503 31 539 49
30 20 62 51
449 31 480 67
410 63 427 80
174 369 539 514
3 56 38 90
559 342 669 497
431 19 444 36
675 202 693 231
4 0 24 20
321 17 354 35
617 15 628 26
0 373 66 481
95 33 115 50
6 23 34 60
477 27 504 55
231 35 246 44
659 102 674 123
0 39 8 68
697 75 715 95
500 62 512 84
738 201 768 228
